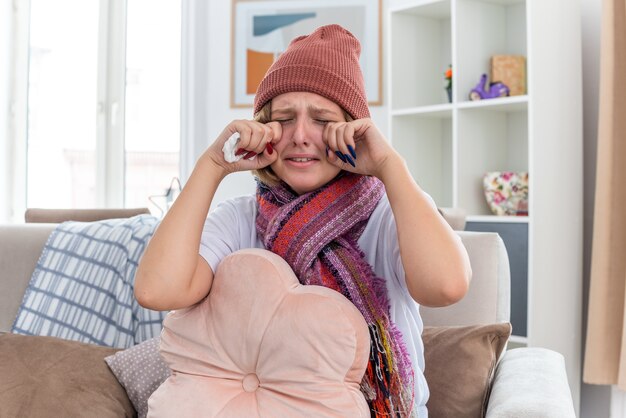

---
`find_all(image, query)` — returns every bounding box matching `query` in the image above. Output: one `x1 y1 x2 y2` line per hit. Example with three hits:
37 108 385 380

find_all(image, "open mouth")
287 157 317 162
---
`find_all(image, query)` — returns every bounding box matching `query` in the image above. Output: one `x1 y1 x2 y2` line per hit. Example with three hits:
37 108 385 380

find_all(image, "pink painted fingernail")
266 143 274 155
235 148 247 156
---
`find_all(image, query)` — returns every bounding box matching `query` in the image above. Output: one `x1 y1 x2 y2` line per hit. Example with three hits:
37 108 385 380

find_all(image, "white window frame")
2 0 29 223
2 0 191 222
179 0 208 183
96 0 127 208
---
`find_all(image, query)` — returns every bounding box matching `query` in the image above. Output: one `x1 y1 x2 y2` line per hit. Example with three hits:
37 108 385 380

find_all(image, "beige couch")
0 218 576 417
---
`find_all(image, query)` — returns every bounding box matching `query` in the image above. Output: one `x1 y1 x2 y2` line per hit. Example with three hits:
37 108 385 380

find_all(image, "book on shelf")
491 55 526 96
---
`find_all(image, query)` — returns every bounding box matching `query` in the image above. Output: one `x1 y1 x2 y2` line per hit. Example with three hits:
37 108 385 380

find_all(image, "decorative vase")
482 171 529 216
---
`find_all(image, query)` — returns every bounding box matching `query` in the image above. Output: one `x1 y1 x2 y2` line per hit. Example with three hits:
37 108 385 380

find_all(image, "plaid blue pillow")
12 215 166 348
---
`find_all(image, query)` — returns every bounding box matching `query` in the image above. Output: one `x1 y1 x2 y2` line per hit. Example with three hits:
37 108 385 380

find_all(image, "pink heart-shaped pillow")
147 248 370 417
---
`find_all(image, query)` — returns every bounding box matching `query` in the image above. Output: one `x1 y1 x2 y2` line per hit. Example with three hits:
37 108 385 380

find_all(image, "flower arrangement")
444 65 452 89
444 65 452 102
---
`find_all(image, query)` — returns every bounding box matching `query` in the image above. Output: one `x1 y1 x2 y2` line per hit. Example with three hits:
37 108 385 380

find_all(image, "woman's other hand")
323 118 399 180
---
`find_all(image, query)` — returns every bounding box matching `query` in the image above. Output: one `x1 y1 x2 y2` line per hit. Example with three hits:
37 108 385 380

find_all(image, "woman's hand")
136 119 281 311
325 119 470 307
323 118 400 180
199 119 282 177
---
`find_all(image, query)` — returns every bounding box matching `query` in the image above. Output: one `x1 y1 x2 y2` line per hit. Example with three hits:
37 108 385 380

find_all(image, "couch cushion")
0 332 135 417
423 323 511 417
11 215 166 347
148 248 370 417
105 337 171 418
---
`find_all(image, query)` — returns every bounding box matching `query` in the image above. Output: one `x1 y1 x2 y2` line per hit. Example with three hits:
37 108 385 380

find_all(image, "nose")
291 119 309 146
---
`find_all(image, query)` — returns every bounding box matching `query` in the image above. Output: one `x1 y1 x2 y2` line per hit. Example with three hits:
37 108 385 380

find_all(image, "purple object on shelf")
469 73 510 100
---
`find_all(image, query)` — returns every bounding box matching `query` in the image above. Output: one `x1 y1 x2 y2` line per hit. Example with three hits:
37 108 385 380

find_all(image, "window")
26 0 181 213
27 0 99 208
125 0 181 211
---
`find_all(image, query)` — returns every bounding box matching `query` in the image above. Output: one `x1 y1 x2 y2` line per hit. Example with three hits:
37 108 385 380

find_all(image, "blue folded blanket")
12 215 167 348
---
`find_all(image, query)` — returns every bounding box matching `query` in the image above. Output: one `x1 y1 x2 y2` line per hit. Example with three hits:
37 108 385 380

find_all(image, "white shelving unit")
387 0 582 411
389 0 528 215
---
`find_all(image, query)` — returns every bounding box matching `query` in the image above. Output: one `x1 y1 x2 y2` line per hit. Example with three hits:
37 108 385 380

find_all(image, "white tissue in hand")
222 132 256 163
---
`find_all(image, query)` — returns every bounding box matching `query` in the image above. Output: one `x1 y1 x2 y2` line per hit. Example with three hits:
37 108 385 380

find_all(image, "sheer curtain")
584 0 626 388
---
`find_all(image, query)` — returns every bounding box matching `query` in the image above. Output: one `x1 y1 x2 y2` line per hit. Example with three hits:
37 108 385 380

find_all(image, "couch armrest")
421 231 511 327
25 207 150 223
0 224 56 332
486 347 576 418
438 207 467 230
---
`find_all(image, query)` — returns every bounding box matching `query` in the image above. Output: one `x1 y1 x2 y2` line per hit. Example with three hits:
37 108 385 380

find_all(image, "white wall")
580 0 610 416
0 0 12 222
189 1 388 210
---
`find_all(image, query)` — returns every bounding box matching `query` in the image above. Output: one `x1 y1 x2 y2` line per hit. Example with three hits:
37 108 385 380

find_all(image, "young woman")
135 24 471 417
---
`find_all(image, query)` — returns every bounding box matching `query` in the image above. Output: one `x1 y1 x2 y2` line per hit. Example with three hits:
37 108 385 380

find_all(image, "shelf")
455 0 527 102
391 113 453 207
391 96 527 116
390 0 452 109
457 108 528 215
391 104 452 117
388 0 583 405
456 95 528 112
390 0 450 16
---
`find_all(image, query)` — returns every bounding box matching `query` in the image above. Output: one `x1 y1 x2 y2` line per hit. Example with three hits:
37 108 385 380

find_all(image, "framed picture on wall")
231 0 382 108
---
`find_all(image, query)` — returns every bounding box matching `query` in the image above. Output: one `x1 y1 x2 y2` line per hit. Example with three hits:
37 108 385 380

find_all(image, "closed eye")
314 119 330 125
272 119 293 125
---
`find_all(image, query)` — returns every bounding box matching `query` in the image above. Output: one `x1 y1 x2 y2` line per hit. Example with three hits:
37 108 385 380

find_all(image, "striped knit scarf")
256 173 415 417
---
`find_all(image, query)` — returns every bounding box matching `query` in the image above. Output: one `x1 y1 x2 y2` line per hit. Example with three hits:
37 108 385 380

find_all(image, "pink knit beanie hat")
253 24 370 120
